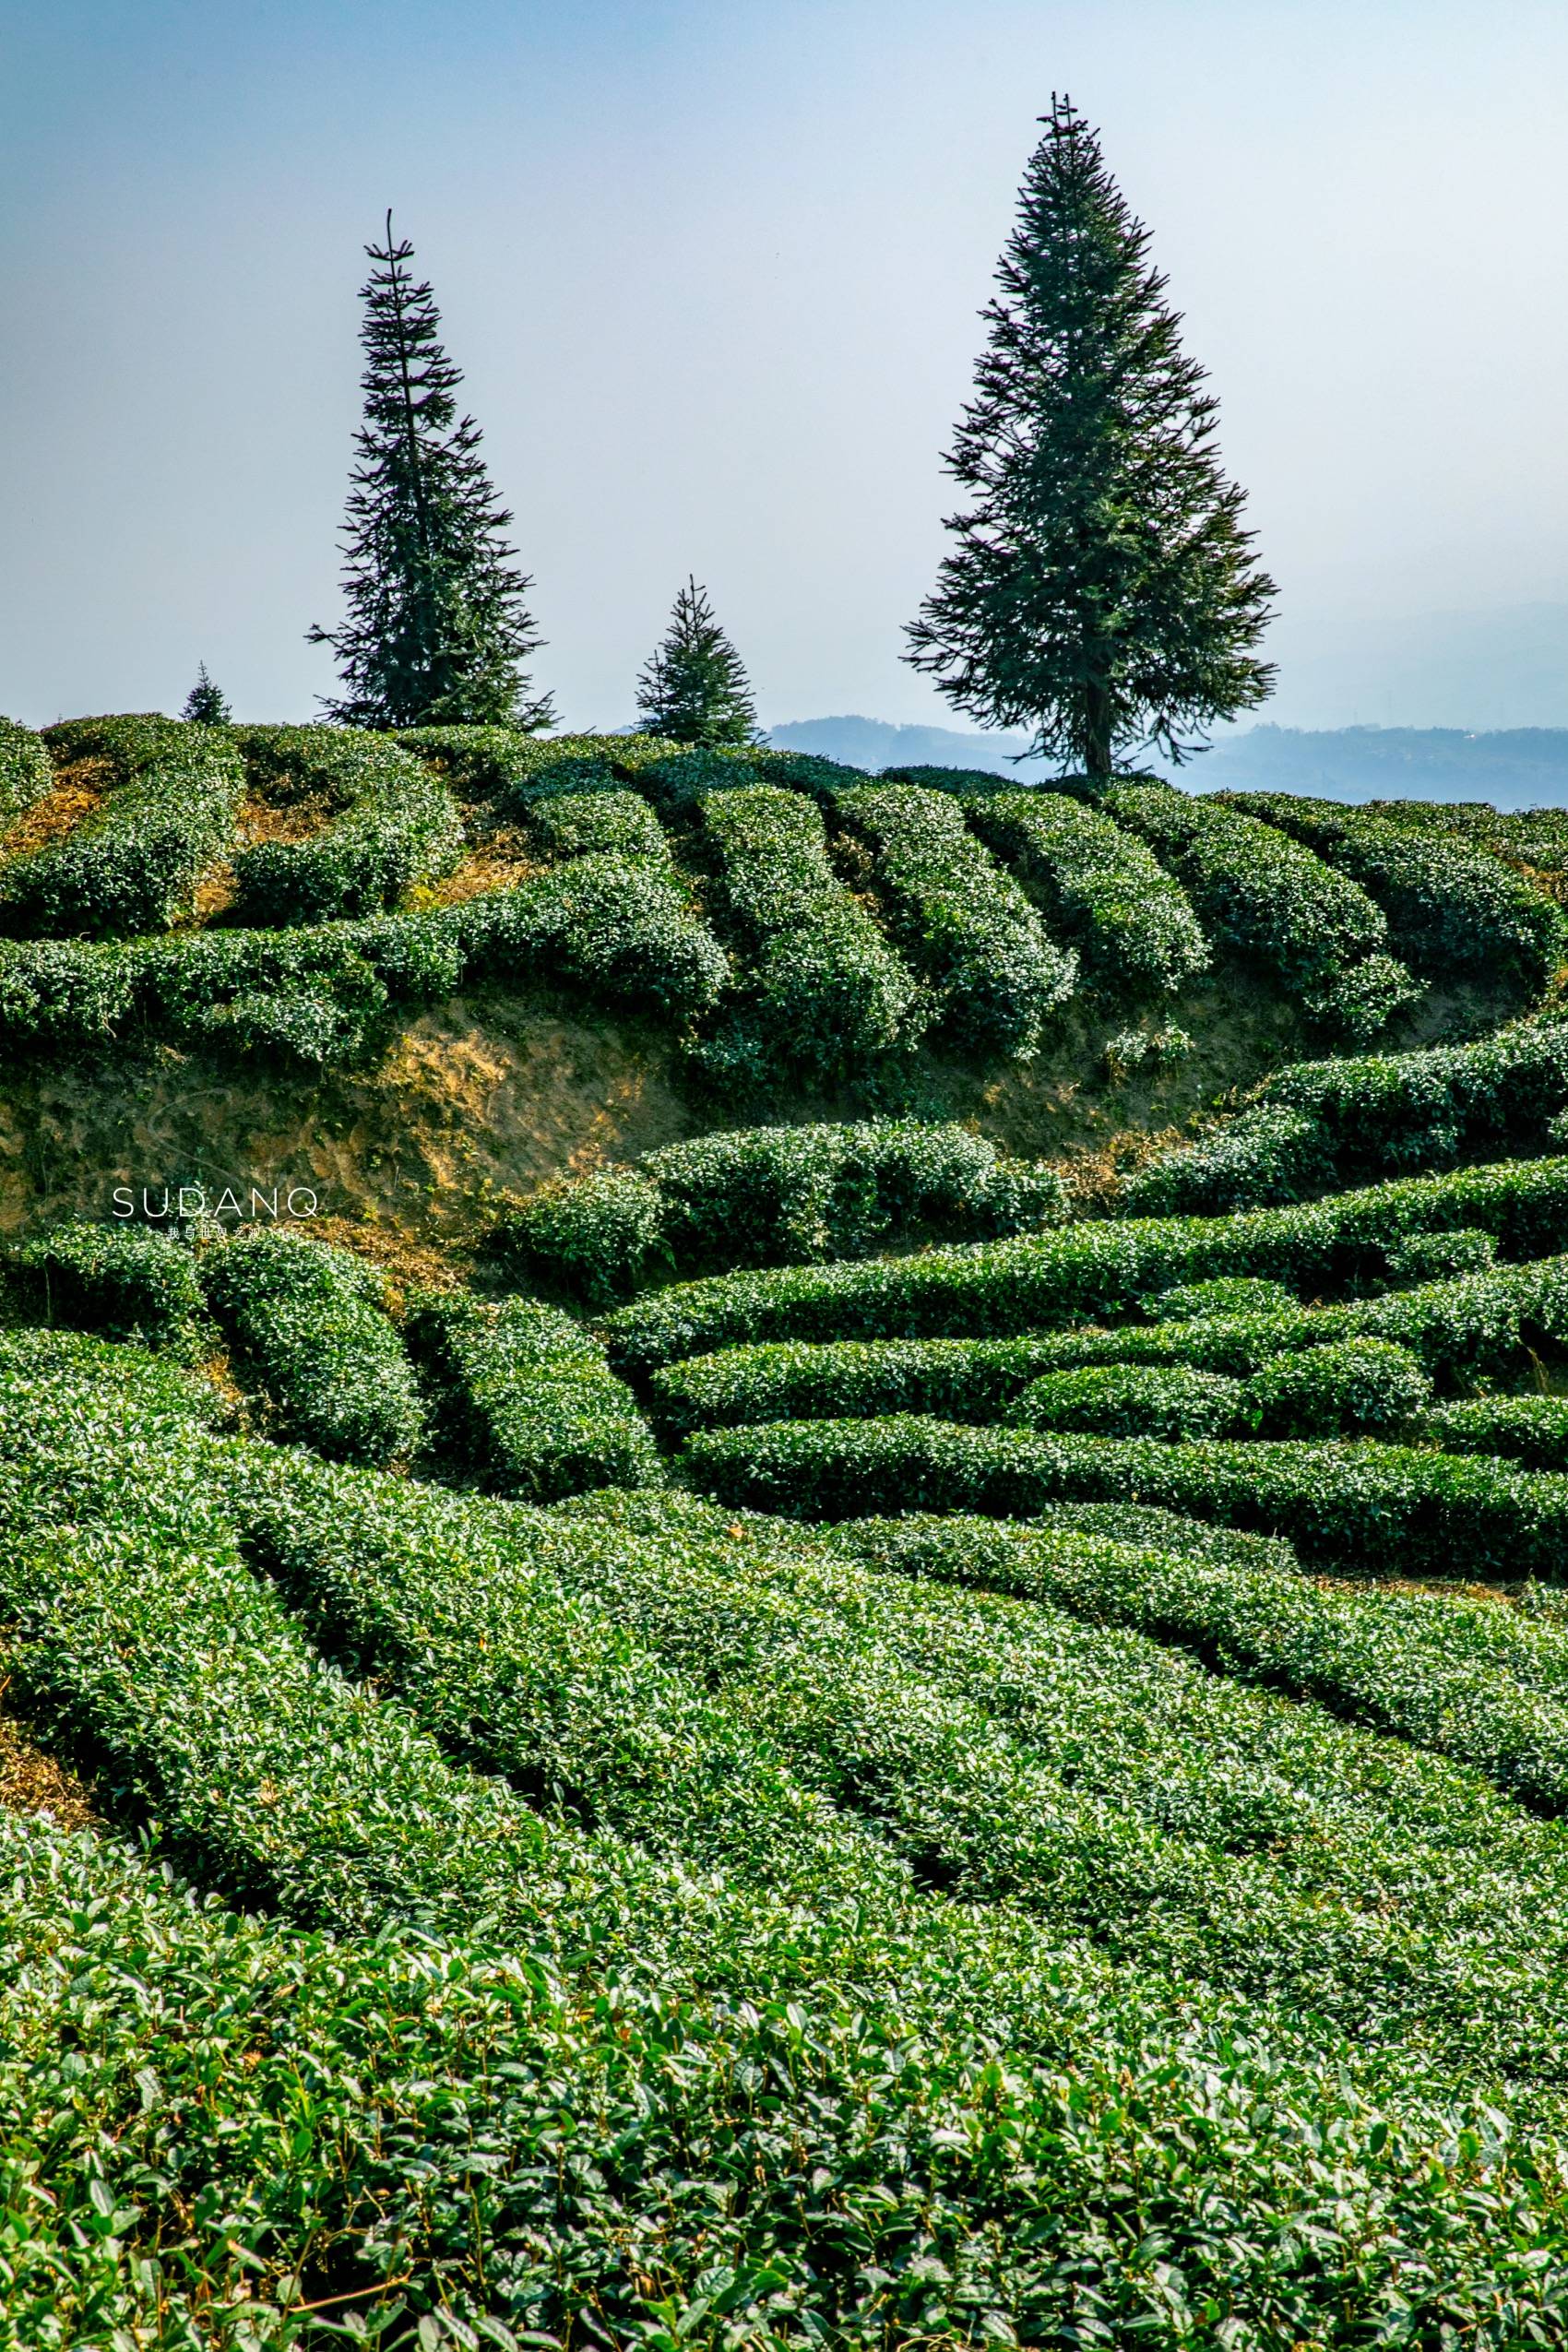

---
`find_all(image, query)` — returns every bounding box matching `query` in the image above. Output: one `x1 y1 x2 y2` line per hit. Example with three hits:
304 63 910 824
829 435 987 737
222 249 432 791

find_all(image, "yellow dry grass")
0 758 109 860
0 1708 100 1830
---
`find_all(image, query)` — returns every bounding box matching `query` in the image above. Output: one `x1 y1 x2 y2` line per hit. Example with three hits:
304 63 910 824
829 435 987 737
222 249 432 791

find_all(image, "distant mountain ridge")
766 715 1046 777
767 716 1568 809
1190 725 1568 809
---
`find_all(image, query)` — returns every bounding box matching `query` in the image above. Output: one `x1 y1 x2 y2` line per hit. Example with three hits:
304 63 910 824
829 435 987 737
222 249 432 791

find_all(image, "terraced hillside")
11 716 1568 2345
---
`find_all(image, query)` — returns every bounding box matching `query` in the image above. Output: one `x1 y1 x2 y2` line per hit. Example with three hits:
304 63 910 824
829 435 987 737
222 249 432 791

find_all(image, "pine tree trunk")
1083 681 1114 783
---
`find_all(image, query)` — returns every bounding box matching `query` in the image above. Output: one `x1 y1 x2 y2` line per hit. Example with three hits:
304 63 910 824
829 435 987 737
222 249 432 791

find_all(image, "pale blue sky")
1 0 1564 732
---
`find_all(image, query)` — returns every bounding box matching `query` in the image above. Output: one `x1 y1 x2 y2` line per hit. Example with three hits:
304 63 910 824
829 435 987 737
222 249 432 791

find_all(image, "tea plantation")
13 717 1568 2346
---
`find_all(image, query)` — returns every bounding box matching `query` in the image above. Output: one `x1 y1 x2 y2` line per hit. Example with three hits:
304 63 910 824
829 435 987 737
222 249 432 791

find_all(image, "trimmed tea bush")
1147 1276 1299 1322
226 1443 905 1909
1385 1225 1497 1283
528 786 671 864
493 1119 1065 1305
650 1334 1086 1437
0 855 728 1062
0 716 53 821
966 789 1208 997
1121 1103 1332 1216
696 783 921 1079
7 1219 206 1355
1102 781 1415 1036
1238 1337 1432 1437
650 1246 1568 1435
232 725 464 921
15 1348 1568 2338
456 853 729 1023
877 764 1018 793
493 1165 671 1309
684 1411 1568 1577
1016 1363 1243 1440
199 1227 422 1464
991 1250 1568 1397
0 1323 223 1423
397 723 675 798
836 782 1076 1056
1124 1020 1568 1214
606 1155 1568 1372
145 919 403 1064
4 716 242 937
404 1289 662 1500
1236 792 1567 991
827 1509 1568 1817
0 934 141 1046
643 1120 1065 1269
1265 1017 1568 1162
638 746 765 811
1429 1394 1568 1473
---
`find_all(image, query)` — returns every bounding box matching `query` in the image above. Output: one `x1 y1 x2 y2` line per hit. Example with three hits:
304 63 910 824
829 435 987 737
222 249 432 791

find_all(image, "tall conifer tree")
311 215 554 731
906 98 1275 780
636 576 761 746
182 663 230 724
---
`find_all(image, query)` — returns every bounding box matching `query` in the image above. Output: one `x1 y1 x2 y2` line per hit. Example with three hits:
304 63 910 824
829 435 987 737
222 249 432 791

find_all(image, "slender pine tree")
311 215 554 731
182 663 230 724
636 576 761 746
906 98 1276 781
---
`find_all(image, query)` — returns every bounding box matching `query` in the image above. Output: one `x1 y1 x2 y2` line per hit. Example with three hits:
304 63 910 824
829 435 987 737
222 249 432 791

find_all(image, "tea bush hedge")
1009 1342 1431 1445
1237 1336 1433 1437
231 724 464 921
608 1153 1568 1372
649 1331 1095 1435
649 1117 1065 1266
827 1510 1568 1817
0 1323 223 1423
836 782 1076 1055
404 1288 661 1500
1149 1274 1299 1320
527 784 672 864
685 1410 1568 1576
0 849 729 1062
696 783 920 1079
16 1788 1568 2350
1384 1224 1498 1281
499 1118 1065 1306
0 716 53 822
495 1165 671 1308
14 1345 1568 2340
1429 1394 1568 1472
456 852 729 1022
965 788 1209 996
7 1218 206 1355
1120 1102 1333 1215
548 1450 1568 2102
649 1245 1562 1433
1128 1018 1568 1215
1101 779 1416 1035
399 723 678 799
989 1248 1568 1396
227 1442 908 1908
1016 1362 1243 1439
199 1227 422 1464
1234 792 1567 990
1 716 242 938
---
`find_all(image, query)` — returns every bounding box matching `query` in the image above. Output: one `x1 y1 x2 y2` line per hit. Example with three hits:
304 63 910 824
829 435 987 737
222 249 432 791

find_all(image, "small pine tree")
906 97 1276 781
311 214 555 732
183 663 230 725
636 576 761 747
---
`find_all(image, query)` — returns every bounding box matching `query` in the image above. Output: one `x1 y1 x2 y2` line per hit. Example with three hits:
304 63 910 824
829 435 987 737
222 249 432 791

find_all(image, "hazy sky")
1 0 1565 734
